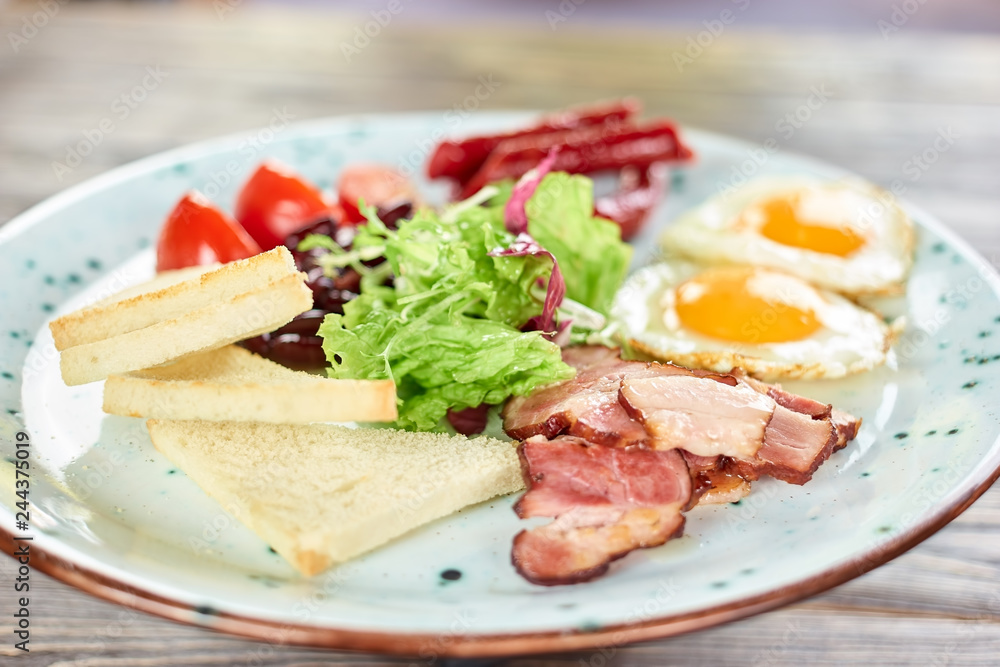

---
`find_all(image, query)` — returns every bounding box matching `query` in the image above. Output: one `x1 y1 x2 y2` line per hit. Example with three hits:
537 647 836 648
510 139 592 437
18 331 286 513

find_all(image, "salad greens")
313 173 632 431
525 172 632 315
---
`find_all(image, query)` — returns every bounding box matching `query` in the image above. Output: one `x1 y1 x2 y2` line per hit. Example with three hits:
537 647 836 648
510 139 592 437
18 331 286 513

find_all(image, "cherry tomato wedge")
337 164 417 225
235 161 331 250
156 191 261 272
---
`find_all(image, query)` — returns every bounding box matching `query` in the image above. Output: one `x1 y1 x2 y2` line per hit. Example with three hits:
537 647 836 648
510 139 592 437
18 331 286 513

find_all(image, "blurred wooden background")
1 1 1000 665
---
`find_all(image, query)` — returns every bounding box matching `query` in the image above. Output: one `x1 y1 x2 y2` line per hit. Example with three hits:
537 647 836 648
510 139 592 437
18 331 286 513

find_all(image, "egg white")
659 176 915 296
612 261 898 381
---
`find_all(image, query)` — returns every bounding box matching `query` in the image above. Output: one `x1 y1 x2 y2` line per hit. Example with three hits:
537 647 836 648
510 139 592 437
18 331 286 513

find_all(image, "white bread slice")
50 247 297 350
91 264 219 310
146 420 523 576
103 345 397 423
59 272 312 386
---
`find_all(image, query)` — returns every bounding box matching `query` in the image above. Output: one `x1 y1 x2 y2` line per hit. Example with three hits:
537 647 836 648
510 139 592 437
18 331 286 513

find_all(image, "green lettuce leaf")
318 197 574 431
525 172 632 314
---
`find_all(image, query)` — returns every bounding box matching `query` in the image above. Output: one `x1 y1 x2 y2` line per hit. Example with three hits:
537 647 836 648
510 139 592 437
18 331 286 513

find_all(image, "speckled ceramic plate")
3 113 1000 657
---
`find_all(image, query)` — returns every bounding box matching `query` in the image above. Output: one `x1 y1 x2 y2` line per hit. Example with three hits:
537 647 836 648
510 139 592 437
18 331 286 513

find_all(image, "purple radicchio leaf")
503 147 560 235
488 232 566 339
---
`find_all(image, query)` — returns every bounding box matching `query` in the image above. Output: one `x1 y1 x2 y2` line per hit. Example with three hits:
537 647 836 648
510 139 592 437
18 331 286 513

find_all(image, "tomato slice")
156 191 262 272
235 161 331 250
337 164 417 225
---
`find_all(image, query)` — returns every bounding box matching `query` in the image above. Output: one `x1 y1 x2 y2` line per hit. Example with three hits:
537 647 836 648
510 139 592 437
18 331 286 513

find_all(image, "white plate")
3 112 1000 656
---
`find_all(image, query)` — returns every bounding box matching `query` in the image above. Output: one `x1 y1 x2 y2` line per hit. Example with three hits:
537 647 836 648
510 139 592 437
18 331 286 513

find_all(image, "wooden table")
2 3 1000 665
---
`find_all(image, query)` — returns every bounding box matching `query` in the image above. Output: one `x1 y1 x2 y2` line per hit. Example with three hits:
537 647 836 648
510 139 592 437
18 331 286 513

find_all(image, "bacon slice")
504 346 737 448
729 404 837 485
681 450 721 473
767 386 832 420
619 374 774 460
674 399 849 490
737 372 833 420
505 348 865 585
512 435 691 586
832 408 862 451
620 368 853 485
505 349 866 585
503 348 651 447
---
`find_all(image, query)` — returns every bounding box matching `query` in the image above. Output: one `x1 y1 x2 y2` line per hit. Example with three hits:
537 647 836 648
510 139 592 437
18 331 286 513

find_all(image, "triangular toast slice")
147 420 523 576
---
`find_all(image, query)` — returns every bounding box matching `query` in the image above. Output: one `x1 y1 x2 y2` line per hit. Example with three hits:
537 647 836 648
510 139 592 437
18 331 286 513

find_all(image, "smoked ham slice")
503 348 651 447
618 374 774 460
729 404 837 485
621 377 844 485
512 435 691 585
737 371 833 420
832 408 862 450
503 347 734 448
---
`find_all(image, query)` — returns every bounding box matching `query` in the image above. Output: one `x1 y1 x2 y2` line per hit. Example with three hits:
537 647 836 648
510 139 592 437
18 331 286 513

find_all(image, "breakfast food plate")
3 112 1000 656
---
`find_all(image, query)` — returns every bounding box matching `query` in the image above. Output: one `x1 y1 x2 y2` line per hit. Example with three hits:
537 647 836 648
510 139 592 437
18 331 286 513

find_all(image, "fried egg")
612 261 898 381
660 176 915 296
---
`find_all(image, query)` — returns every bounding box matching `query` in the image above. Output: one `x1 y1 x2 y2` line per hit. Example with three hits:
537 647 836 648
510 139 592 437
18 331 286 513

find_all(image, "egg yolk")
746 194 865 257
674 267 822 344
